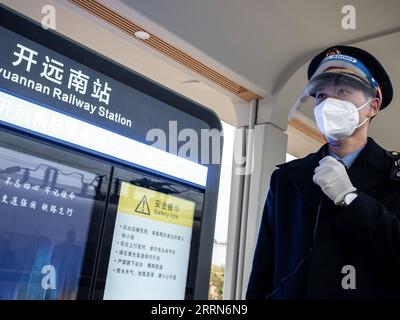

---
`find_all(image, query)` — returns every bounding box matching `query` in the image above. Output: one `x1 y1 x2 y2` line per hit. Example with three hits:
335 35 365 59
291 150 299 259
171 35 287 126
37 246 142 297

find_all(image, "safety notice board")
103 182 196 299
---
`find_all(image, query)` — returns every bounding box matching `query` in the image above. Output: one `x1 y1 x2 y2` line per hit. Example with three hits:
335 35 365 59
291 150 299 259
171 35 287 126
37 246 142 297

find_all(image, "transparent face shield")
289 72 378 119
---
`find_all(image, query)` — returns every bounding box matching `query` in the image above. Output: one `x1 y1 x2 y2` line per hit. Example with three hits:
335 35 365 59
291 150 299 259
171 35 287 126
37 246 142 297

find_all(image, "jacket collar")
280 137 389 210
347 137 389 191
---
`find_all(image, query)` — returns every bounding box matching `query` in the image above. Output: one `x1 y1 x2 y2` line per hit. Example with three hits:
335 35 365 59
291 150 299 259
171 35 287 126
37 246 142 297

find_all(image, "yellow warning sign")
117 182 195 228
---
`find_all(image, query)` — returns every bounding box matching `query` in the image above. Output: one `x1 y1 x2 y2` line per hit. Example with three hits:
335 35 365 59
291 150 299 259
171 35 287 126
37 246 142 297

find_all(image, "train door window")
0 128 111 300
93 166 205 300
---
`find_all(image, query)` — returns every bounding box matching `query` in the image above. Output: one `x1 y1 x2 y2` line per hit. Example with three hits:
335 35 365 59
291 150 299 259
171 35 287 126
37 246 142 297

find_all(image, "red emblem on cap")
326 48 341 57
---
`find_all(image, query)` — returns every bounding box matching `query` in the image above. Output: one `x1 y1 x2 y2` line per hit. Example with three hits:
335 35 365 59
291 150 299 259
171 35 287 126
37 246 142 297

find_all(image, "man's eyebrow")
314 85 328 93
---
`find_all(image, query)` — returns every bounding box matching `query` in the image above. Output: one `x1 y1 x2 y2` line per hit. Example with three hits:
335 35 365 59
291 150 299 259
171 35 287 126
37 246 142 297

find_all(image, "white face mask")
314 97 371 141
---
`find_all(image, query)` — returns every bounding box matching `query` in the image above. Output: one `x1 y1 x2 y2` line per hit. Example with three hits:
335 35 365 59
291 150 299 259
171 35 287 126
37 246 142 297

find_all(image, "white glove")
313 156 357 206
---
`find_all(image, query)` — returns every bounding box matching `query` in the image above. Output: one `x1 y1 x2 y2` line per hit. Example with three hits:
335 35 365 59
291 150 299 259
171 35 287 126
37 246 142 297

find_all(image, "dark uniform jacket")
246 137 400 299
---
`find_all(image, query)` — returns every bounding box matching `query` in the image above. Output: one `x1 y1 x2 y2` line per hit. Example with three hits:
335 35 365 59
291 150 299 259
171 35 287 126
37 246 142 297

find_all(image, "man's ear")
369 98 380 118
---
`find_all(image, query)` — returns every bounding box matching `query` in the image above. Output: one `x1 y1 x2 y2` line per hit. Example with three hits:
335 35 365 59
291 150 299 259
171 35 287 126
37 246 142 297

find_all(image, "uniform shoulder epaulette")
386 150 400 158
386 151 400 181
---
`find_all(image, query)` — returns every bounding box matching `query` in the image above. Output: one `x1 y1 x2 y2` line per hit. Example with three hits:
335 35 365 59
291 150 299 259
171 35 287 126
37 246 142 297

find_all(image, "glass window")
208 121 235 300
0 130 110 300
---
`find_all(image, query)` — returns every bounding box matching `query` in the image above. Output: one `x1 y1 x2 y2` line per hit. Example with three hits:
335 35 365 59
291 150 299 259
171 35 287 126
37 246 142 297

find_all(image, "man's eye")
338 89 349 96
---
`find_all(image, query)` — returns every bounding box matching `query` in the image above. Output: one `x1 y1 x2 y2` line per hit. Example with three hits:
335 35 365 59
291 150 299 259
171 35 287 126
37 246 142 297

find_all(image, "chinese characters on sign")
0 34 133 128
111 224 179 281
0 176 76 217
13 43 112 105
